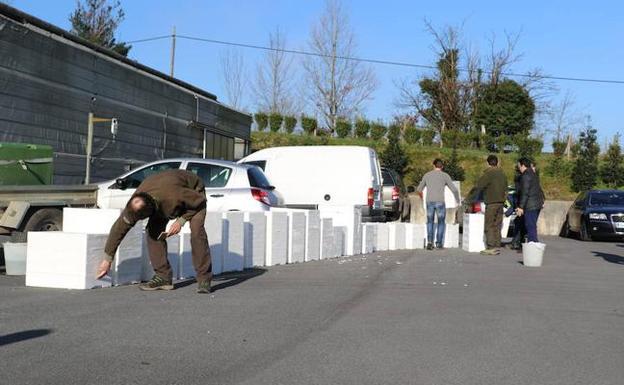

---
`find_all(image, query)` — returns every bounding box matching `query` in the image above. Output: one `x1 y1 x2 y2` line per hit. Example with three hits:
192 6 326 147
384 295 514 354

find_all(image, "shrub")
370 121 387 141
300 115 317 135
283 115 297 134
514 134 543 158
552 140 567 157
421 129 436 146
354 118 370 138
403 125 421 145
441 130 472 149
254 112 268 131
496 134 513 153
269 112 283 132
483 134 497 152
335 118 352 138
445 146 465 181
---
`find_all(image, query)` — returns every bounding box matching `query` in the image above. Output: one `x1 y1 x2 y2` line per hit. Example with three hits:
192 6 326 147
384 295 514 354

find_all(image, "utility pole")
170 26 176 77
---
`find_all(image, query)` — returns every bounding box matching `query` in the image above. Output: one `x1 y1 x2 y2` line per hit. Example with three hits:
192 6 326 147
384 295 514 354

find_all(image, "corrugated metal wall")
0 9 251 184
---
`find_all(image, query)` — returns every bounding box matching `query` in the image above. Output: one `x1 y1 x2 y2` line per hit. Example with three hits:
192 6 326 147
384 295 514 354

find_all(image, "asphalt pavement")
1 236 623 385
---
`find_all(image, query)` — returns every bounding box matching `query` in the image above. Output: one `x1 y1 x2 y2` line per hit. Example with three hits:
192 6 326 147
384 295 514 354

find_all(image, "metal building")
0 4 252 184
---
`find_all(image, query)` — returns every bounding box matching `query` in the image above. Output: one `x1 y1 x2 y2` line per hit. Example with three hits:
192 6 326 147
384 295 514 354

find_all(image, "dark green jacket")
470 167 508 204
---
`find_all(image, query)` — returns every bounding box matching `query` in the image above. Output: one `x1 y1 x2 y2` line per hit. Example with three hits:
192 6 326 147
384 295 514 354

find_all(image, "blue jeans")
524 209 540 242
426 202 446 247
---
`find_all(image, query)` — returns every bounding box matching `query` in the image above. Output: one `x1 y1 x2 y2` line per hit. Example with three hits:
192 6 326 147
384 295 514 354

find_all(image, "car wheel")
561 218 571 238
23 208 63 232
579 220 592 242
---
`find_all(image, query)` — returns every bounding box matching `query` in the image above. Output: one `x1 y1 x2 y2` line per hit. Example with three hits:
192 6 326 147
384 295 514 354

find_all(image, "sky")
9 0 624 148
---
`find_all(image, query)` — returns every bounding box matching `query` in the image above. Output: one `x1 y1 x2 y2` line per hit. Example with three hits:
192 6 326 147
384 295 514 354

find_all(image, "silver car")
96 158 282 211
381 168 411 222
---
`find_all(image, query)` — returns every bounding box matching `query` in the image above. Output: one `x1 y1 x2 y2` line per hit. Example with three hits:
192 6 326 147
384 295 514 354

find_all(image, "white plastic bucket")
522 242 545 267
3 242 27 275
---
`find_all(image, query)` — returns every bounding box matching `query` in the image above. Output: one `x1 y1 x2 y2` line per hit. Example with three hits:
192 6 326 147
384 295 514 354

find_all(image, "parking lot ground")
1 236 623 385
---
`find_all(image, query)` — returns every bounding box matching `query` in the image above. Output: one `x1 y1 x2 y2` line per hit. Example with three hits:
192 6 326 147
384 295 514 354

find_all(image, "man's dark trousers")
524 209 540 243
145 204 212 283
484 203 504 248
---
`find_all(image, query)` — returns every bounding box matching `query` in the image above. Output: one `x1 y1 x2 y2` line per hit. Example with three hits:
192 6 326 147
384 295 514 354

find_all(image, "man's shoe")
139 275 174 291
480 248 500 255
196 280 212 294
426 243 434 250
436 245 445 250
509 243 522 250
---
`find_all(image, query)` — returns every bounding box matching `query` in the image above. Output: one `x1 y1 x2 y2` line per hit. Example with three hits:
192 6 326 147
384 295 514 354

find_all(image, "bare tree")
219 48 246 110
252 27 297 115
302 0 377 131
486 31 522 86
549 90 584 141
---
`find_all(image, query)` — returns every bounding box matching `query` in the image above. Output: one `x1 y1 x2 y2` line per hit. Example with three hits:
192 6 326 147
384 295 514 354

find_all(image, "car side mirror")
407 186 416 193
115 177 129 190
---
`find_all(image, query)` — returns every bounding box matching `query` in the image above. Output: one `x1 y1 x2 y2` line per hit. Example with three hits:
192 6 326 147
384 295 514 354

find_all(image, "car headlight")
589 213 608 220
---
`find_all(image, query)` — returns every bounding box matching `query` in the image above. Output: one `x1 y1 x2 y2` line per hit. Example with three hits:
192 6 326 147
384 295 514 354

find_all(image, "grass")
250 131 579 201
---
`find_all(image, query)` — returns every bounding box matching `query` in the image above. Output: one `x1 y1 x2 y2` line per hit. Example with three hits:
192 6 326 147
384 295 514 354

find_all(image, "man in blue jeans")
417 159 461 250
515 157 545 243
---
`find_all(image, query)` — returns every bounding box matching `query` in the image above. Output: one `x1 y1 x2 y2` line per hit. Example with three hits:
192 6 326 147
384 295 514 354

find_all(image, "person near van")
95 170 213 294
417 158 461 250
469 155 508 255
510 160 540 249
515 157 545 243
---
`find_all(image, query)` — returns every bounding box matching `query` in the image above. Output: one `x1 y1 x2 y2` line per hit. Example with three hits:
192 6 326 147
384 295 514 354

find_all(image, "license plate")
615 222 624 229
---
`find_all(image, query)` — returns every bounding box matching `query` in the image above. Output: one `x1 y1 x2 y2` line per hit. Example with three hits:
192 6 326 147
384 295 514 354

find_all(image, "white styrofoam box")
462 214 486 252
244 212 266 268
305 211 321 262
444 223 460 248
265 211 288 266
62 208 121 233
141 234 180 281
223 212 245 273
177 222 195 279
502 216 511 238
375 224 389 251
361 223 376 254
205 212 224 276
333 226 347 257
421 181 461 209
26 232 112 289
389 223 407 250
112 225 143 285
405 223 425 249
318 205 362 256
320 217 334 259
288 212 306 263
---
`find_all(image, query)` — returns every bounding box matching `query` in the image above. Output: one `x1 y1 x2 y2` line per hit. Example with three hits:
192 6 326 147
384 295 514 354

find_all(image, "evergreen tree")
600 134 624 188
381 125 408 176
69 0 131 56
335 118 352 138
354 118 370 138
445 145 465 181
571 126 600 192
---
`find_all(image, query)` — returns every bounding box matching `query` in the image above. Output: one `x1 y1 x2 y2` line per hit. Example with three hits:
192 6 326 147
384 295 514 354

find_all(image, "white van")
239 146 385 222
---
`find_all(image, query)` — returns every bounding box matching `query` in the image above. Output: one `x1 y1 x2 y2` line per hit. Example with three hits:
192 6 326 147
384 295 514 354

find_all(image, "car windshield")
589 192 624 206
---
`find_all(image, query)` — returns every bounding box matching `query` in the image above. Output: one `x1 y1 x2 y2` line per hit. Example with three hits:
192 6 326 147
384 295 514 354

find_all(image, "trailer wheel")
23 208 63 232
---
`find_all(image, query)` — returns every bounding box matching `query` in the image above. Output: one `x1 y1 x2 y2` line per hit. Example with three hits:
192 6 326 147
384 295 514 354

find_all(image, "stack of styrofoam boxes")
223 212 245 273
62 208 145 286
423 223 460 248
462 213 486 252
205 212 225 276
361 223 377 254
319 206 363 257
244 212 266 268
333 226 347 257
319 217 334 259
405 223 426 250
287 211 306 264
304 211 321 262
265 211 289 266
375 223 390 251
389 223 407 250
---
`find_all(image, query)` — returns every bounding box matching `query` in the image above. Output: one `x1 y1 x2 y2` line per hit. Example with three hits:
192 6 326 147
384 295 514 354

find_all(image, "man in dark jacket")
515 157 545 243
468 155 508 255
95 169 212 293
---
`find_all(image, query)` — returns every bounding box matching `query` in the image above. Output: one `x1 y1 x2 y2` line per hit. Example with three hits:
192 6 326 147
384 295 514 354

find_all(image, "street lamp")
85 112 118 184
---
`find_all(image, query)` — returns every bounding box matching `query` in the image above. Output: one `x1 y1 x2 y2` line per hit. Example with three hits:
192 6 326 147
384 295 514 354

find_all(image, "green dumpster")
0 142 54 185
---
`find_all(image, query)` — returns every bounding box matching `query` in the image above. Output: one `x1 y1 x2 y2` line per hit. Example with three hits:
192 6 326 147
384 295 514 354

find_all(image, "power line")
127 33 624 85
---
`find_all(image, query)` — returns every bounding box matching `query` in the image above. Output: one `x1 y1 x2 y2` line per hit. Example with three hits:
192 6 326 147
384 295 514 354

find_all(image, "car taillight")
251 188 271 206
472 202 482 213
392 186 400 200
367 187 374 207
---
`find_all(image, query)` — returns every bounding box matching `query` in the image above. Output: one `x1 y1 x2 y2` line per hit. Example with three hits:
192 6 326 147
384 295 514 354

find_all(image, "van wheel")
23 208 63 232
561 218 570 238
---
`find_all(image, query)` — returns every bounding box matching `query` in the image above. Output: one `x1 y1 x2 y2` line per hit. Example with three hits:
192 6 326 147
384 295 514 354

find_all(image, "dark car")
381 167 412 222
563 190 624 241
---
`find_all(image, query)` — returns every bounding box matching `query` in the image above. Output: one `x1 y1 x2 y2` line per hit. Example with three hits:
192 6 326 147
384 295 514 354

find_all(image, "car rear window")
382 170 395 186
244 160 266 171
589 192 624 206
247 167 272 189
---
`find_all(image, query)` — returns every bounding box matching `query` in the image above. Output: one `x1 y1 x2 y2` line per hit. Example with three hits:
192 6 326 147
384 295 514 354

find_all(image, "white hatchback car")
96 158 281 212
